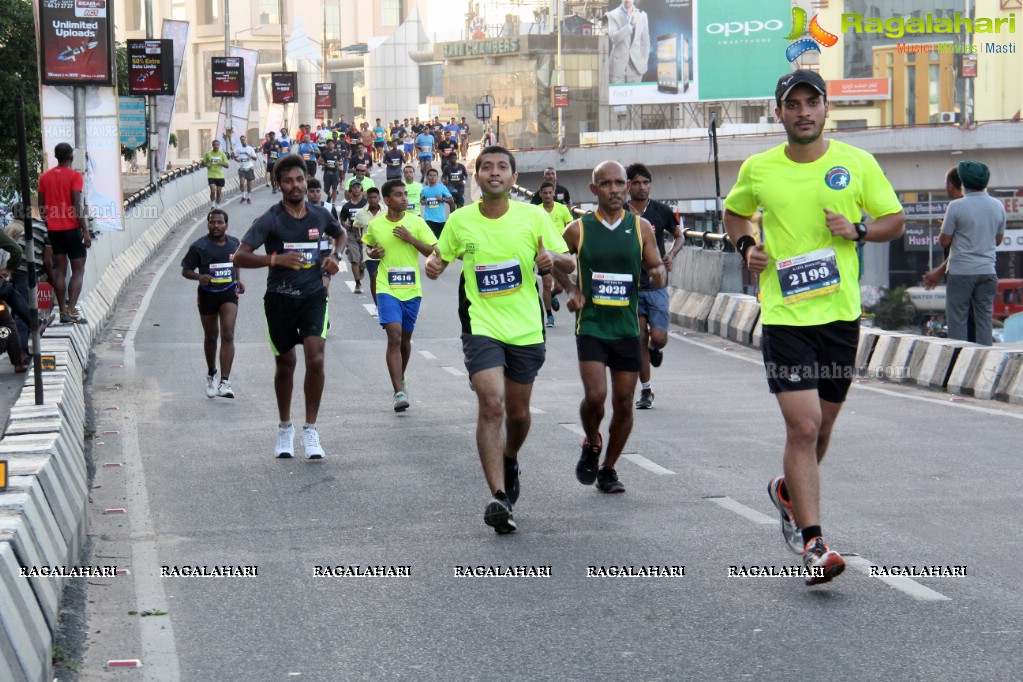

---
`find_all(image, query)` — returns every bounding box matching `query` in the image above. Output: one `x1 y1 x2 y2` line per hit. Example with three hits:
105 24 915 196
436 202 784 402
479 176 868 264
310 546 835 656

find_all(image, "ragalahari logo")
784 7 839 62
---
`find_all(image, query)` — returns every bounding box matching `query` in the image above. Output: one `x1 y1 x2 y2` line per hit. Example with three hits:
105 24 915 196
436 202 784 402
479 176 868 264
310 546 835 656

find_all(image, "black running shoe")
649 346 663 368
596 466 625 494
635 388 654 410
576 438 601 485
504 457 520 505
484 493 516 534
551 295 560 312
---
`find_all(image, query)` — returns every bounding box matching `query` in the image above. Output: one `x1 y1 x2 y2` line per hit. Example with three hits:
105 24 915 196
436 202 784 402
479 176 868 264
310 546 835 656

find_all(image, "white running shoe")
302 426 325 459
205 370 219 398
217 379 234 399
392 391 410 412
275 424 295 458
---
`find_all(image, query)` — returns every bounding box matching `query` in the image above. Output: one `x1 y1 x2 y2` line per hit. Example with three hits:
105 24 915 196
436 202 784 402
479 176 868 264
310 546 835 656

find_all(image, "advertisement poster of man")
605 0 790 106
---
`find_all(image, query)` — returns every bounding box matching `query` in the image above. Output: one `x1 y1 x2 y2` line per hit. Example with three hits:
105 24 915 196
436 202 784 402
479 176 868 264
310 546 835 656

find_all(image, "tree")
0 0 42 200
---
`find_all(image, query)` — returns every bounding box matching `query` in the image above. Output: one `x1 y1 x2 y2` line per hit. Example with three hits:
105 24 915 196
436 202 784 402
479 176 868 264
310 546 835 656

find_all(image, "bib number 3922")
591 272 633 306
776 246 841 305
475 260 522 298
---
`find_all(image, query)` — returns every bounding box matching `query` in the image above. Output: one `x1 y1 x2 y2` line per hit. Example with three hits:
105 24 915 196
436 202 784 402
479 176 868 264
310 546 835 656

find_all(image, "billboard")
271 71 297 104
155 19 189 171
118 96 146 150
314 82 336 110
37 0 114 86
212 57 245 97
215 47 258 150
605 0 791 105
127 39 175 96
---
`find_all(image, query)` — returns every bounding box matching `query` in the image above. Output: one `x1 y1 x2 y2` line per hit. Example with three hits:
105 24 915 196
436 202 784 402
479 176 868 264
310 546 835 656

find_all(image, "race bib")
326 159 336 168
776 246 841 305
283 241 319 269
209 262 234 286
387 267 417 289
269 151 279 160
302 153 312 161
590 272 633 306
449 171 462 183
407 202 417 211
420 145 432 153
475 260 522 298
388 158 401 167
426 197 440 209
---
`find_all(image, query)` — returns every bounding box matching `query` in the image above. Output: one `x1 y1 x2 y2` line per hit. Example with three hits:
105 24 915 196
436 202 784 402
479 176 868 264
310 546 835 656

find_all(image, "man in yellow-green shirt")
724 69 904 585
426 146 575 535
363 179 439 413
537 180 574 327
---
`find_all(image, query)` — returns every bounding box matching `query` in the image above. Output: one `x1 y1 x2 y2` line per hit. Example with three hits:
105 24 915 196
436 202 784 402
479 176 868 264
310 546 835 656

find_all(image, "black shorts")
374 141 385 148
576 334 642 373
761 319 860 403
451 191 465 208
462 334 545 384
208 178 225 188
264 290 329 356
322 172 341 194
48 229 87 259
426 220 445 239
197 287 238 315
305 161 317 177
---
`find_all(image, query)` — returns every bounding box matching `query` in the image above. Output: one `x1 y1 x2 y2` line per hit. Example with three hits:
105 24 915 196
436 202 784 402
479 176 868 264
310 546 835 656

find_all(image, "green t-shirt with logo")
439 201 570 346
362 212 437 301
203 150 229 180
404 181 423 216
543 201 575 232
345 175 376 193
724 139 902 326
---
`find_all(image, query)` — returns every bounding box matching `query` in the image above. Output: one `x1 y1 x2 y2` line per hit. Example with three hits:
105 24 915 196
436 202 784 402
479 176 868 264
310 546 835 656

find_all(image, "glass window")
382 0 403 27
199 129 213 156
325 6 340 40
174 129 190 160
259 0 279 25
928 64 939 119
201 0 219 25
905 65 916 123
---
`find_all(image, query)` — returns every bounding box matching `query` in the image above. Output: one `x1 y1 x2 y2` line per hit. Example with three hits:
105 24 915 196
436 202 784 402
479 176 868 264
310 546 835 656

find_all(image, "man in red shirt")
38 142 91 324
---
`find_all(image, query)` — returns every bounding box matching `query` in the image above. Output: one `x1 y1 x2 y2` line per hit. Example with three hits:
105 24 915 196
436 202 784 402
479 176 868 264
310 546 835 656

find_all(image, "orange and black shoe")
768 475 803 555
576 435 602 485
802 536 846 585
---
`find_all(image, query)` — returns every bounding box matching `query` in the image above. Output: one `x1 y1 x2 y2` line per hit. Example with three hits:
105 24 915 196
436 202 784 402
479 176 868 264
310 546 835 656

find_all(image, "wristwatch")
854 222 868 242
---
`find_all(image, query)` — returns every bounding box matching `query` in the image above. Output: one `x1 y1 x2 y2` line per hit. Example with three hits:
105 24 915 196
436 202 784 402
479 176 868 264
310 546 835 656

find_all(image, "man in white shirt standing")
234 135 258 204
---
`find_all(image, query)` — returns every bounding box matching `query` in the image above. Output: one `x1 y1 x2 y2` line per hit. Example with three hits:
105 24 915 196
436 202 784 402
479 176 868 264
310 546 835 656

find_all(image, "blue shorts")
404 143 414 154
638 287 670 332
377 293 421 332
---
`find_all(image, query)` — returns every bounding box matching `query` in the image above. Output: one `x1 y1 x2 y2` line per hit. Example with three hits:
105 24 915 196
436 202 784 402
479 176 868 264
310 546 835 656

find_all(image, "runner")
536 181 574 327
415 128 435 181
233 154 346 459
373 118 387 166
180 209 245 399
443 158 469 209
402 165 423 217
234 135 258 204
202 139 230 208
555 161 665 495
262 131 282 194
626 162 684 409
530 167 572 208
339 182 368 294
298 135 320 178
353 188 384 306
383 138 405 182
425 145 574 534
344 164 376 201
319 138 344 204
420 168 454 239
723 69 905 584
363 179 439 411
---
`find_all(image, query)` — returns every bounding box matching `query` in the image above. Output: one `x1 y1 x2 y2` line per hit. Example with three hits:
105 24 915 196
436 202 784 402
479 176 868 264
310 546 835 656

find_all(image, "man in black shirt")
233 155 345 459
318 138 344 204
339 183 368 294
626 163 683 410
181 209 245 399
529 167 571 207
442 160 469 208
437 131 459 170
262 131 282 193
382 139 405 181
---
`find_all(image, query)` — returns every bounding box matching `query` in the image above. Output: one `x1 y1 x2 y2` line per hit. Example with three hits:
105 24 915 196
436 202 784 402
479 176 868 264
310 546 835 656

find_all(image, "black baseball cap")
775 69 827 106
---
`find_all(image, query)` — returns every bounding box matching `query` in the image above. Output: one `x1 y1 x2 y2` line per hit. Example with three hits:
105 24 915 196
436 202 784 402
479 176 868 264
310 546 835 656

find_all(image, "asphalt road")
65 178 1023 680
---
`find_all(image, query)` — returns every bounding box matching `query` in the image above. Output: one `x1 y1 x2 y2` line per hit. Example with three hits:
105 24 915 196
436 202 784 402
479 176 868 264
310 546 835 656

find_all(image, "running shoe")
504 457 520 505
596 466 625 494
649 346 663 368
551 295 560 312
216 379 234 399
635 388 654 410
402 377 408 400
484 493 516 534
275 424 295 458
546 314 555 328
354 283 362 294
802 536 846 585
767 476 803 555
576 436 602 485
59 310 72 324
205 370 219 398
392 391 410 412
302 426 325 459
67 307 88 324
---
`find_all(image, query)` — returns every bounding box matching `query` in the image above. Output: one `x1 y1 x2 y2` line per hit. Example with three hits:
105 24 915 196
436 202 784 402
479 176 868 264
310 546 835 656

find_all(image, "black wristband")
736 235 756 261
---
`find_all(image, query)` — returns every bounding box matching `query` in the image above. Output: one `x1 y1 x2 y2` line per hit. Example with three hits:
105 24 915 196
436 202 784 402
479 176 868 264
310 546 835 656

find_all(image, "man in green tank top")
556 161 665 494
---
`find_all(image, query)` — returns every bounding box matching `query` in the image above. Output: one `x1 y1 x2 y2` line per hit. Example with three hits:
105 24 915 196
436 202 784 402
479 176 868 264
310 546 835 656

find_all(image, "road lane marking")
529 406 545 414
441 366 465 377
622 454 676 475
344 280 355 292
363 303 377 317
843 555 952 602
560 423 586 438
705 496 777 525
670 331 1023 421
417 350 437 360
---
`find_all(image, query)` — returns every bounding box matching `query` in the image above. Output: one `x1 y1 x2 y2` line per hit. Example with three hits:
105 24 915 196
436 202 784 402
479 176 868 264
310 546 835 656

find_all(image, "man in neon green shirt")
537 180 575 326
402 165 423 216
724 69 904 585
426 146 575 535
203 139 230 208
363 179 439 412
